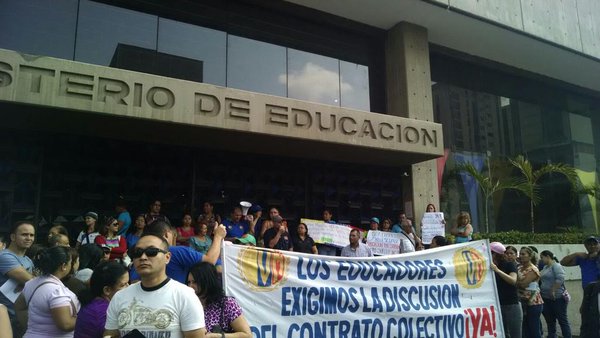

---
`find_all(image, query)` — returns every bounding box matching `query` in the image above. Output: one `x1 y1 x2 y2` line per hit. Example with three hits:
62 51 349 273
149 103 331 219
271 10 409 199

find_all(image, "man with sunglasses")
104 233 206 338
129 220 226 284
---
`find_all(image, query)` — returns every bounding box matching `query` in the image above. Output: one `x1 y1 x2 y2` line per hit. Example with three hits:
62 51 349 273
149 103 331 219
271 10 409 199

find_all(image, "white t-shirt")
105 279 205 337
76 231 100 245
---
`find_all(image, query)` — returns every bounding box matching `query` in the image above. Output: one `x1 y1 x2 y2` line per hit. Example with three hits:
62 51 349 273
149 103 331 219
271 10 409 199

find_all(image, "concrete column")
385 22 439 230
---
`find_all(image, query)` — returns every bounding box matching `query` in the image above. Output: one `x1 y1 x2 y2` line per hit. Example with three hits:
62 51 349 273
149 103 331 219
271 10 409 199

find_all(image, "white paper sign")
301 218 352 248
365 230 402 255
0 279 21 303
421 212 445 244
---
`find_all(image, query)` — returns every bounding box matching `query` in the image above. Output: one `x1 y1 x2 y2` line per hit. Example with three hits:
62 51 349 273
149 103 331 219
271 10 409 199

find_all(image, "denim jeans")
542 297 572 338
501 303 523 338
522 303 543 338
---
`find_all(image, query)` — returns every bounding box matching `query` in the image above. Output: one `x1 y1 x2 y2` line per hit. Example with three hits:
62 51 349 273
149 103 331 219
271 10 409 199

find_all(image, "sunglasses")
129 247 168 259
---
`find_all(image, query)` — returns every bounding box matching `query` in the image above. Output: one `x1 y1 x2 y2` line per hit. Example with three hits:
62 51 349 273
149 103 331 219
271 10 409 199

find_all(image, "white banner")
365 230 401 255
421 212 445 244
223 240 504 338
301 218 352 247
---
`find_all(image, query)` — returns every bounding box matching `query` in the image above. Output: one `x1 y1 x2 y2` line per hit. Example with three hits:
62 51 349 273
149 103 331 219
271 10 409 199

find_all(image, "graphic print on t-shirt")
118 297 174 330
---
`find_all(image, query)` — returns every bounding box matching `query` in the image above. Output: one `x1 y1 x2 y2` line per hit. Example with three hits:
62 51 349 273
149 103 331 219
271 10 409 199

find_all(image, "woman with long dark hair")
14 246 80 337
517 246 544 338
94 217 127 261
292 222 318 254
125 214 146 249
539 250 572 338
74 261 129 338
188 262 251 337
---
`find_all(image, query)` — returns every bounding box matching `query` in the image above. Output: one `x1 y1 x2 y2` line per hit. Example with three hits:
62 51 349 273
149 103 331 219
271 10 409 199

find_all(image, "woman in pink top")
14 246 80 338
176 212 195 246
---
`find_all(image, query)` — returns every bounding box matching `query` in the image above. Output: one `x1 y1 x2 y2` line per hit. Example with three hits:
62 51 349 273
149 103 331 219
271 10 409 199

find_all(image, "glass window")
227 35 286 97
75 0 157 66
340 61 370 111
287 49 340 106
0 0 78 60
157 18 226 86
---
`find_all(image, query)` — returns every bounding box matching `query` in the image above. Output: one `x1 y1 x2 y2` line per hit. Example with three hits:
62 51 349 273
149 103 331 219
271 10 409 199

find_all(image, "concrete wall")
431 0 600 60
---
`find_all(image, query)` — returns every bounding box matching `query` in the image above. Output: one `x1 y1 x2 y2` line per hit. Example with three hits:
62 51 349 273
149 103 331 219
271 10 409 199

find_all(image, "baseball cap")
84 212 98 220
234 234 256 246
249 204 262 213
370 217 380 224
272 215 283 223
584 236 599 244
489 242 506 255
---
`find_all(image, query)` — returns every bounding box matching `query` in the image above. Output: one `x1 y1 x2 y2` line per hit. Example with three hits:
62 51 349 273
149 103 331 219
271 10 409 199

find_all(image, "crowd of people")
0 197 598 337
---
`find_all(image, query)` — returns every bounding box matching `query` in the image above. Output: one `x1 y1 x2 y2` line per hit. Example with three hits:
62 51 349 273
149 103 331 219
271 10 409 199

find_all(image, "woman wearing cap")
490 242 521 338
539 250 572 338
94 217 127 262
517 246 544 338
292 222 318 254
76 212 100 249
188 262 251 338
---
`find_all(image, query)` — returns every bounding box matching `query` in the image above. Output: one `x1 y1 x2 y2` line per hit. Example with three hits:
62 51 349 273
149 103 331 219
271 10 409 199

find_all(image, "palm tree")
509 155 578 233
457 162 518 233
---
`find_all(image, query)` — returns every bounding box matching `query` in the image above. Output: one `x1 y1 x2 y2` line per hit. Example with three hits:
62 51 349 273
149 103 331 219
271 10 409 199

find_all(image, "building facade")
0 0 599 235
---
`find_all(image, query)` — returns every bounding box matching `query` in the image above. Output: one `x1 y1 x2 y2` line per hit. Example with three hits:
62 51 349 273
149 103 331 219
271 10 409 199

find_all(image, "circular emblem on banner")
237 247 289 291
453 247 487 289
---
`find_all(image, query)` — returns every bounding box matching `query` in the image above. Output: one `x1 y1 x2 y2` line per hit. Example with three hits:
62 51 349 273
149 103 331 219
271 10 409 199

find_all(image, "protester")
74 244 105 284
48 225 69 244
143 199 170 226
75 261 129 338
580 279 600 338
115 199 132 236
263 215 293 251
94 217 127 262
188 262 252 337
0 233 6 250
223 206 250 241
258 219 273 247
341 229 372 257
505 245 518 264
197 201 222 237
176 212 196 246
15 246 80 338
397 217 423 252
190 221 212 254
48 233 70 247
381 218 392 232
129 220 226 284
76 212 100 248
560 236 600 289
125 214 146 249
539 250 572 338
429 235 448 248
0 304 12 338
234 234 257 247
391 211 408 233
248 204 263 237
451 211 473 243
489 242 521 338
104 234 205 337
62 247 87 298
292 222 318 254
517 246 543 338
0 221 35 335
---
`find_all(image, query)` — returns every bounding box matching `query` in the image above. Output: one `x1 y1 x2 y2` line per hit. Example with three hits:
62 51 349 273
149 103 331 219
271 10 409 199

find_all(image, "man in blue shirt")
561 236 600 289
222 206 249 240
